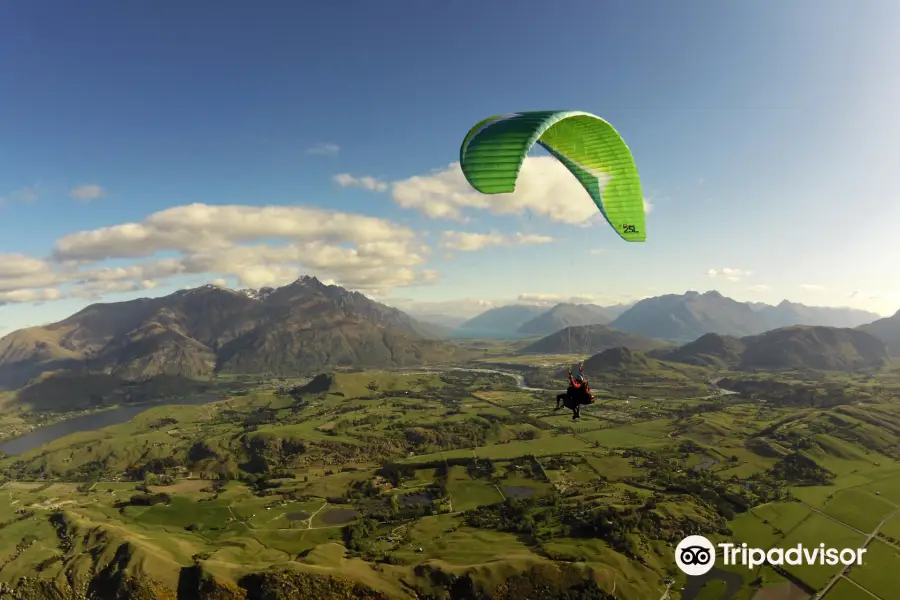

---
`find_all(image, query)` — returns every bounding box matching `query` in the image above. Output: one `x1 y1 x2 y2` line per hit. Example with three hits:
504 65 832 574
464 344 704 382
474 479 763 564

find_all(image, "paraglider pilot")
555 362 593 420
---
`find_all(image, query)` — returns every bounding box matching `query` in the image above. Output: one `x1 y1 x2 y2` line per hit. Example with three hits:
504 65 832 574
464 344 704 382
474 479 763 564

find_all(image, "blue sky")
2 0 900 333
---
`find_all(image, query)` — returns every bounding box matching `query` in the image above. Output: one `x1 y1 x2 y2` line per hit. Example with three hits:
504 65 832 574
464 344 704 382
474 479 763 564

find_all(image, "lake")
0 394 221 457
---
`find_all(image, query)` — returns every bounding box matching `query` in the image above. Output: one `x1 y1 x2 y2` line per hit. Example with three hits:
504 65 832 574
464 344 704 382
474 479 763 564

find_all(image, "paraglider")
459 110 646 242
460 111 644 419
555 363 593 420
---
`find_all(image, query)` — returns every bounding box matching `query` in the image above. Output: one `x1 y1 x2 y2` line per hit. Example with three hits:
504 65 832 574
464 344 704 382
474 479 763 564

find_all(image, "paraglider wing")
459 110 645 242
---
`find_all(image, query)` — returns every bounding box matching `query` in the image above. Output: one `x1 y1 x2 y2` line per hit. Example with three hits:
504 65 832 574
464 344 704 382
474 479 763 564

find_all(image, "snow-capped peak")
239 287 276 301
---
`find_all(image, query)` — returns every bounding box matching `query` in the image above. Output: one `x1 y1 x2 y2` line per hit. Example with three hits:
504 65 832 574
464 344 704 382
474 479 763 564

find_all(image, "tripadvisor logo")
675 535 868 576
676 536 717 576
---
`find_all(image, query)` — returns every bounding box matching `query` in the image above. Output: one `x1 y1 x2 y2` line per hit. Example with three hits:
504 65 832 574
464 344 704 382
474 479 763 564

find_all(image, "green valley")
2 346 900 599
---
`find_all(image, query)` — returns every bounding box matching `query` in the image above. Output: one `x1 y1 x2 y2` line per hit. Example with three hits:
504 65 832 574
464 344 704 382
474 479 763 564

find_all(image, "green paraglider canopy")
459 110 645 242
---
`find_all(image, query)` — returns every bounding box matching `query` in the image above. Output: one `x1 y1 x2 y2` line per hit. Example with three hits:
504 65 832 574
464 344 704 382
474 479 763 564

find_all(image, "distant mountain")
858 310 900 355
579 347 708 382
745 302 770 311
651 333 746 369
611 291 881 342
521 324 674 355
600 302 635 319
657 326 888 371
453 305 546 338
611 291 766 342
517 303 614 336
404 312 468 331
739 326 887 371
0 278 470 390
583 346 655 372
758 300 879 329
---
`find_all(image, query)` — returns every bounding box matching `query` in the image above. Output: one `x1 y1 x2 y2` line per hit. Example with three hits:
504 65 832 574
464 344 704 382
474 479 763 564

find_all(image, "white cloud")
306 143 340 156
747 284 771 292
0 253 60 293
47 203 434 296
0 201 441 307
68 279 160 299
0 253 52 279
800 284 825 292
212 278 229 287
707 267 753 283
517 293 596 306
333 173 388 192
339 157 654 226
440 230 554 252
0 288 63 305
0 185 39 206
588 248 605 255
53 204 413 260
70 184 106 201
515 233 555 245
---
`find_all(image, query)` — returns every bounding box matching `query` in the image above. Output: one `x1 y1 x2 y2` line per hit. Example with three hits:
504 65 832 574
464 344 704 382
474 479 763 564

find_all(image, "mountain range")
450 304 547 338
0 277 468 390
1 282 898 392
454 291 881 342
574 324 888 380
650 326 889 371
859 310 900 355
520 324 674 355
517 303 616 335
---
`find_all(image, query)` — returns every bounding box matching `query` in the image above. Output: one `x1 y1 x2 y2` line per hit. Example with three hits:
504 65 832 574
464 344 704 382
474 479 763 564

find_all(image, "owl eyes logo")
675 535 716 576
680 545 712 565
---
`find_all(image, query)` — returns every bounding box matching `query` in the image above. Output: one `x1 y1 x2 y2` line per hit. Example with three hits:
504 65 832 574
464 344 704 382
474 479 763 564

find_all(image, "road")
658 581 671 600
813 503 900 600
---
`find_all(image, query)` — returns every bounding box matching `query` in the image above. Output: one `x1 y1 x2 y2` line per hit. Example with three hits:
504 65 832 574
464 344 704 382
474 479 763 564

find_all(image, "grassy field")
778 513 867 590
2 364 900 599
845 538 900 599
824 577 876 600
821 487 898 533
445 465 503 511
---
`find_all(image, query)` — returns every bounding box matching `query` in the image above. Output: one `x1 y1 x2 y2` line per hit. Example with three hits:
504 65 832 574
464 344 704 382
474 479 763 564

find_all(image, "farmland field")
2 365 900 599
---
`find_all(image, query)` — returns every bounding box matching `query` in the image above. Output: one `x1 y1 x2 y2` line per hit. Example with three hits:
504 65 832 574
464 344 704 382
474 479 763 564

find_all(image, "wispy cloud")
849 289 881 300
333 173 389 192
70 184 106 202
799 284 825 292
306 142 340 156
440 230 554 252
748 284 770 292
707 267 753 283
0 185 39 206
